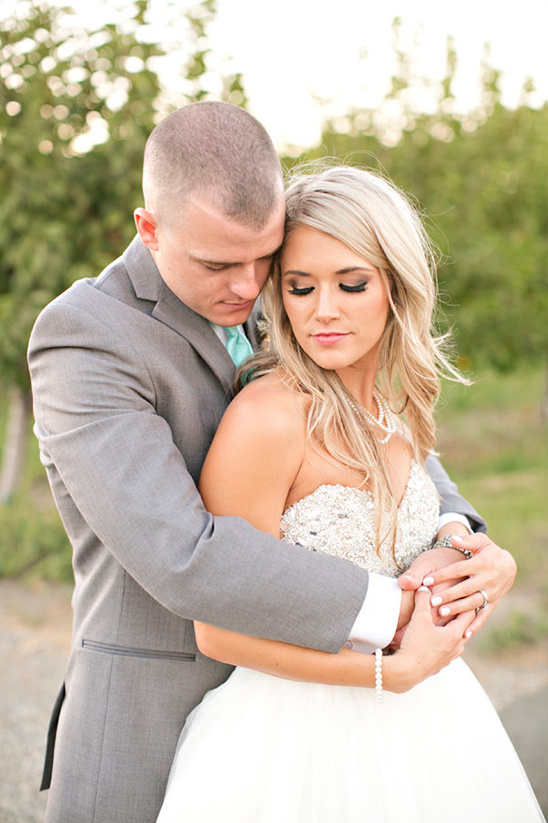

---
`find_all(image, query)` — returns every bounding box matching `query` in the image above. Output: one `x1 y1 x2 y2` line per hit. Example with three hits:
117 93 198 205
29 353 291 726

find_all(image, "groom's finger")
402 545 471 590
422 557 474 587
428 576 481 608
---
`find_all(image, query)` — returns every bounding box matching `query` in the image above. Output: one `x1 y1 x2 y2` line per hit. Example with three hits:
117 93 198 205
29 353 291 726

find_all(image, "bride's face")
280 224 390 377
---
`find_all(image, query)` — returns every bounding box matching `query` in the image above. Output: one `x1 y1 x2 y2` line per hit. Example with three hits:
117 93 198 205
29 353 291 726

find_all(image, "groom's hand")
413 533 517 637
399 547 471 636
398 535 517 639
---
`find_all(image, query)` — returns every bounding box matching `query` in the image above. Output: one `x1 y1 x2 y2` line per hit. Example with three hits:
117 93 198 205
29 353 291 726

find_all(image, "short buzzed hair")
143 102 283 228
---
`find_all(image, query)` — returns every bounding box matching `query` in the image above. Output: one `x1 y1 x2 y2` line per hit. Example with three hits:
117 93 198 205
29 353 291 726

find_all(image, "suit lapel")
123 236 236 394
153 285 236 394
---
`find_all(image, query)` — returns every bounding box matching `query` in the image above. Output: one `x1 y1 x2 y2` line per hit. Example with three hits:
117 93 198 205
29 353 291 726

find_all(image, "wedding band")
476 589 488 613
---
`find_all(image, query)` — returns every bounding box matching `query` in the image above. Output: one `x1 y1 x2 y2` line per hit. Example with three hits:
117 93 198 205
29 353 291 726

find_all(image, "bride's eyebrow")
283 265 377 278
336 266 376 275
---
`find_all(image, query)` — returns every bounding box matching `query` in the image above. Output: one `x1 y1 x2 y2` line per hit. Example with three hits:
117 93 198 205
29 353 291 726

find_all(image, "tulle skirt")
157 659 545 823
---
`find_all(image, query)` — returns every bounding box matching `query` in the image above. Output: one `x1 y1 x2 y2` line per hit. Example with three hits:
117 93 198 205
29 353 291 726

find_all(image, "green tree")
0 0 243 500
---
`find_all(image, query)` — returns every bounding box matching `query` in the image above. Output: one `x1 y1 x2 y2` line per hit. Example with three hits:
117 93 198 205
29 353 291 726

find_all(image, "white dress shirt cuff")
437 512 472 533
346 573 402 654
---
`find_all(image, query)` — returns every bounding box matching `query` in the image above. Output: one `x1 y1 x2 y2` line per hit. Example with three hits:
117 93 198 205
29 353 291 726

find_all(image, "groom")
28 102 514 823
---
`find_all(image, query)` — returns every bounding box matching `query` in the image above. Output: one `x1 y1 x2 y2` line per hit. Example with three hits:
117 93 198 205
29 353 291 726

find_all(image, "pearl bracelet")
431 534 473 559
374 648 383 703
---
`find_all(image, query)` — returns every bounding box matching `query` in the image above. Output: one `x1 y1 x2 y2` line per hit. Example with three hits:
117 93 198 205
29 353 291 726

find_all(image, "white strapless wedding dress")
157 462 545 822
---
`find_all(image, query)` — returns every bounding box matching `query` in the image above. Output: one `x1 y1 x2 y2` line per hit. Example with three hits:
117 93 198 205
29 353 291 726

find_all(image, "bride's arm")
196 378 471 693
195 594 470 693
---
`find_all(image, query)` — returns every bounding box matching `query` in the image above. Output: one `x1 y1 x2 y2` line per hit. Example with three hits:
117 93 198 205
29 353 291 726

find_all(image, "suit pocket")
82 639 195 661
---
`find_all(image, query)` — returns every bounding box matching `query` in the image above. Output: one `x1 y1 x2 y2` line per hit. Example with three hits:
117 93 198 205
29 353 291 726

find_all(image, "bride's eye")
340 281 367 293
287 285 314 296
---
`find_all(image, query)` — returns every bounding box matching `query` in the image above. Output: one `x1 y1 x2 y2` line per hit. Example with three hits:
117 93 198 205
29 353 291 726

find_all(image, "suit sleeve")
425 453 487 533
28 298 370 653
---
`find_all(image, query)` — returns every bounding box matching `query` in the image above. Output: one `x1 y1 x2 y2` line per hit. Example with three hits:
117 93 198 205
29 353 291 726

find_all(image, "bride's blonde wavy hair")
242 163 466 552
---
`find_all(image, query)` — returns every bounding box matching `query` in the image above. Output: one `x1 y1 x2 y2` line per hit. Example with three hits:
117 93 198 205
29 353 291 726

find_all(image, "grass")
435 365 548 652
436 366 548 585
477 606 548 654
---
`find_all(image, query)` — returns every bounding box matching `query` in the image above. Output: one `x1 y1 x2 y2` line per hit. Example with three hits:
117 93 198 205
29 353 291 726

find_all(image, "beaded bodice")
280 460 439 577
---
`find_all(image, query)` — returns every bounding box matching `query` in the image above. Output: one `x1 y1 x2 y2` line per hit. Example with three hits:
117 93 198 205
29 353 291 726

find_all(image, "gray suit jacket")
28 236 485 823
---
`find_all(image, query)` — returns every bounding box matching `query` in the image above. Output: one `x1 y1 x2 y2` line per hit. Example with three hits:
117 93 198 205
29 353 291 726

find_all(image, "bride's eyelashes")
287 284 314 295
286 281 369 296
339 281 368 293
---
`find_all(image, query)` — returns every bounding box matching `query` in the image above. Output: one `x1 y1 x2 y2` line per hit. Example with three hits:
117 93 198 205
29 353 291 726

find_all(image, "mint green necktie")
223 325 254 367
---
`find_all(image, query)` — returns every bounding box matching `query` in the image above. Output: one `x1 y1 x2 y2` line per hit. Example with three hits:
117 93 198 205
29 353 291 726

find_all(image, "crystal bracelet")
431 534 473 559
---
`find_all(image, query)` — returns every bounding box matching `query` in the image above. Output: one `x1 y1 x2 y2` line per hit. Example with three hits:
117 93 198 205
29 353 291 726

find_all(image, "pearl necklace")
347 389 397 444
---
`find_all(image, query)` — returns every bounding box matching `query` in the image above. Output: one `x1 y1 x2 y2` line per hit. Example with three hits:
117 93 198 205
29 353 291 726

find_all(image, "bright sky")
5 0 548 150
205 0 548 148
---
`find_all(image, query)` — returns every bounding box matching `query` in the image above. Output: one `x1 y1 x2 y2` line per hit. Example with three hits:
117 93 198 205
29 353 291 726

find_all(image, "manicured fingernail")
423 576 434 586
431 595 442 606
417 585 430 592
440 606 451 617
465 630 473 638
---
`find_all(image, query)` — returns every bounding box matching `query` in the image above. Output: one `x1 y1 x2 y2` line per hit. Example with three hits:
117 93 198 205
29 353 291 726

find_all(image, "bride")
156 165 545 822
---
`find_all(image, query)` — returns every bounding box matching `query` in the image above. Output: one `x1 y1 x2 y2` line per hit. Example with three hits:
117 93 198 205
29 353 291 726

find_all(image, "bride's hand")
417 534 516 637
385 587 473 693
398 535 517 638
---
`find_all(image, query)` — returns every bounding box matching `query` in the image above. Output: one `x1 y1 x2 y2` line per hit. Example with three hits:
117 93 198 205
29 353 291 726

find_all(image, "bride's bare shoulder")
203 371 309 495
229 371 310 426
211 371 309 462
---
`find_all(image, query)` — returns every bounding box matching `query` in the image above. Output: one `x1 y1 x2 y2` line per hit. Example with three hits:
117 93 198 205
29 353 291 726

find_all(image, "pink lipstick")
311 333 349 346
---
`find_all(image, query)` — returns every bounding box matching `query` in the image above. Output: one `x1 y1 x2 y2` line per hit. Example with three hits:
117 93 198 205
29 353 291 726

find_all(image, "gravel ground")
0 581 72 823
1 579 547 822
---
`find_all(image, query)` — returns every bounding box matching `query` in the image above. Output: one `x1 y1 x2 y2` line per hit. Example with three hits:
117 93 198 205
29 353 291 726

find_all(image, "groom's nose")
229 262 266 300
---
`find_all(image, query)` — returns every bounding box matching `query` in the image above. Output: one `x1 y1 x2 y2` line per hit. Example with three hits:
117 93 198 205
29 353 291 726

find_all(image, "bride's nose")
314 285 339 322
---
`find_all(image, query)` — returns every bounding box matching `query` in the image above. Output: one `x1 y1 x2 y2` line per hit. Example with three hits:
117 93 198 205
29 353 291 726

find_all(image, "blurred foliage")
0 396 72 579
1 0 158 387
284 37 548 378
0 0 244 390
0 491 73 580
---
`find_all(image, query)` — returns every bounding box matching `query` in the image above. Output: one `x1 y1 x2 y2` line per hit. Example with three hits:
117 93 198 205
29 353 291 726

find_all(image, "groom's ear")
134 207 159 251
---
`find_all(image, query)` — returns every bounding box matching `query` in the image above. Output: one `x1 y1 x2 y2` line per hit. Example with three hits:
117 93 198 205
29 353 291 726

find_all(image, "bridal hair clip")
374 648 383 703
